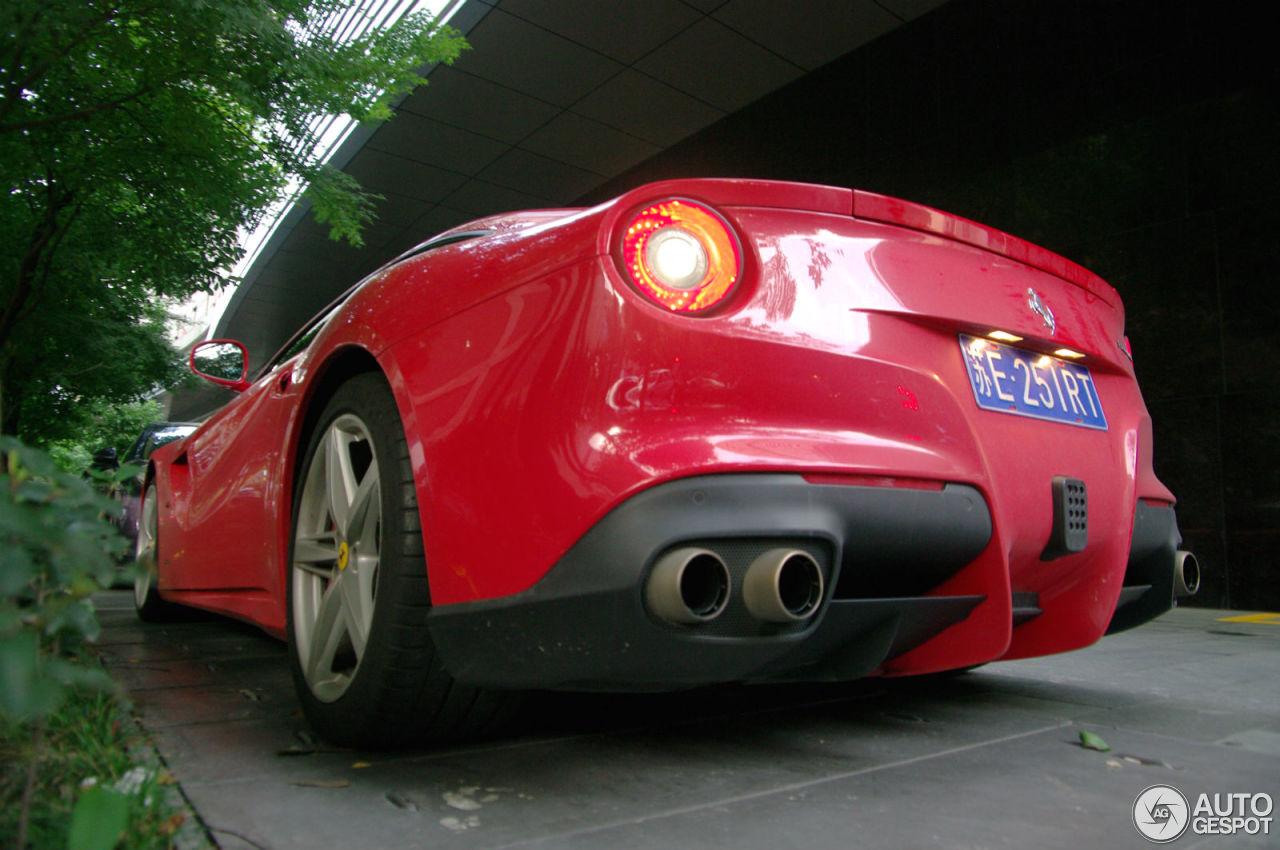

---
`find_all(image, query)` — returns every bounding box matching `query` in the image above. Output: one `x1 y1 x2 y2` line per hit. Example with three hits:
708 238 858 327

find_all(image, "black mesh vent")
1041 476 1088 561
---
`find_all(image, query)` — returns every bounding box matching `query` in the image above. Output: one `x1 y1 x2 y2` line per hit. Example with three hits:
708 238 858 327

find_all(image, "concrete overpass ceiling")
210 0 951 383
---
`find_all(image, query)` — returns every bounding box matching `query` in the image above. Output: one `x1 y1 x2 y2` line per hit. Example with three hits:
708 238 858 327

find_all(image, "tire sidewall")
134 481 170 620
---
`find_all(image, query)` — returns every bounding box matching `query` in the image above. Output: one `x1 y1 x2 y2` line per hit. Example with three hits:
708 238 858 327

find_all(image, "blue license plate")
959 334 1107 430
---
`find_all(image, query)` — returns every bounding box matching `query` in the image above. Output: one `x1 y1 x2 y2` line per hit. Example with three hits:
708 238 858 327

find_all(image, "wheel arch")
293 347 386 460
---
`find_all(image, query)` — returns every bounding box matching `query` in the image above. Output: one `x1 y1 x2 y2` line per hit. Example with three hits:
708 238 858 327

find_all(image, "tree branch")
11 197 85 332
0 3 125 125
63 360 108 379
0 181 76 353
0 83 163 133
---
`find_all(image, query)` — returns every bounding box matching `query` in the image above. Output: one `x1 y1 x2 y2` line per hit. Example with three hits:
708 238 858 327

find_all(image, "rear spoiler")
853 190 1118 307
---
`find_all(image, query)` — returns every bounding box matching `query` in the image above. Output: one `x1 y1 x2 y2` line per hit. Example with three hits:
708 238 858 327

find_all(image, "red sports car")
135 179 1198 748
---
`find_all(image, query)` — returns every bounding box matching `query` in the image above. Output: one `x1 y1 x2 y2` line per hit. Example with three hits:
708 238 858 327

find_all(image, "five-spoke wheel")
291 412 382 702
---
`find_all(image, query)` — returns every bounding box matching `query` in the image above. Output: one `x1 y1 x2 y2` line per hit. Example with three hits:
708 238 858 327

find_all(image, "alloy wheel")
292 413 382 702
134 485 159 610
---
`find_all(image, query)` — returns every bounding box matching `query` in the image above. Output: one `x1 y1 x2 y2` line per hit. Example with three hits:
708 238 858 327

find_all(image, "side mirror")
91 446 120 472
190 339 251 392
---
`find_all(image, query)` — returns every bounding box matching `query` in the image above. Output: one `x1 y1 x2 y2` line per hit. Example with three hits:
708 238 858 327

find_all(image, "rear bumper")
1106 500 1189 635
426 476 1191 690
427 473 993 689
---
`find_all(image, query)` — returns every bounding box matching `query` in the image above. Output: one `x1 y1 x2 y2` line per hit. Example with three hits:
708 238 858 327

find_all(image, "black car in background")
111 422 197 548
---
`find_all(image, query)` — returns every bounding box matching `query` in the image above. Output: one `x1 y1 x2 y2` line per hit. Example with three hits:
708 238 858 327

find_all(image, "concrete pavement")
93 592 1280 849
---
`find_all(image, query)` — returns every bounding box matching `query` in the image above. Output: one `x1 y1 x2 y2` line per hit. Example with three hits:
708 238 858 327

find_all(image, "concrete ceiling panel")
636 18 804 112
713 0 901 70
677 0 724 12
266 238 361 278
259 248 328 275
444 179 552 217
354 222 411 263
377 210 461 259
341 148 469 204
397 67 559 145
365 110 508 175
368 190 444 228
877 0 952 21
478 147 604 201
495 0 701 65
573 69 725 147
221 311 272 335
403 205 479 244
247 266 294 289
237 291 289 309
521 112 662 177
461 9 623 107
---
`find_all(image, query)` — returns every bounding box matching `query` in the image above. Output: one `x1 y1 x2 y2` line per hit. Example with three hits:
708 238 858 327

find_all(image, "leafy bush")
0 437 130 848
1 437 125 723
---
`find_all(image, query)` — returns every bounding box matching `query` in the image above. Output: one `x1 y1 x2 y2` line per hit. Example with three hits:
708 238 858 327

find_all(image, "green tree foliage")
44 398 164 474
0 0 467 438
9 297 183 454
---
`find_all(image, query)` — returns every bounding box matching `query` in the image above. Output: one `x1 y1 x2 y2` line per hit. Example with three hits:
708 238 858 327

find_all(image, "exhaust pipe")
645 548 731 624
1174 549 1200 598
743 549 824 623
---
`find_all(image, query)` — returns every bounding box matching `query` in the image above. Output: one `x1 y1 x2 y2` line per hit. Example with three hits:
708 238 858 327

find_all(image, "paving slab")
93 593 1280 849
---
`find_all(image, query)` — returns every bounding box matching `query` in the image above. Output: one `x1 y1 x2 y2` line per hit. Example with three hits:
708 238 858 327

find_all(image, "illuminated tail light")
620 199 741 313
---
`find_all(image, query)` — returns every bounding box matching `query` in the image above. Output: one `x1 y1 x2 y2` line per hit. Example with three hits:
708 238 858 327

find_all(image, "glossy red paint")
144 178 1183 684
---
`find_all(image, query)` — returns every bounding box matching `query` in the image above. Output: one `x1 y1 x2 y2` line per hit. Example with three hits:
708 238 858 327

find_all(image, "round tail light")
620 199 741 313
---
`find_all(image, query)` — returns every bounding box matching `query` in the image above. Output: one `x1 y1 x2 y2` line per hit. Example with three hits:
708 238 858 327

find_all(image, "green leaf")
67 785 131 850
84 467 116 485
46 656 113 692
2 439 58 477
112 461 145 483
0 631 65 721
0 499 50 542
1079 730 1112 752
0 545 35 594
14 477 56 503
46 599 102 643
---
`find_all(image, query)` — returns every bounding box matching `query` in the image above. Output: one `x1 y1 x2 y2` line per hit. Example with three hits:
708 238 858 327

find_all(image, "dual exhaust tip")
1174 549 1200 598
645 547 825 626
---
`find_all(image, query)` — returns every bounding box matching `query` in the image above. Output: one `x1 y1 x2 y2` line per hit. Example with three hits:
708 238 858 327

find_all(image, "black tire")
134 482 186 622
914 663 988 681
286 372 511 749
